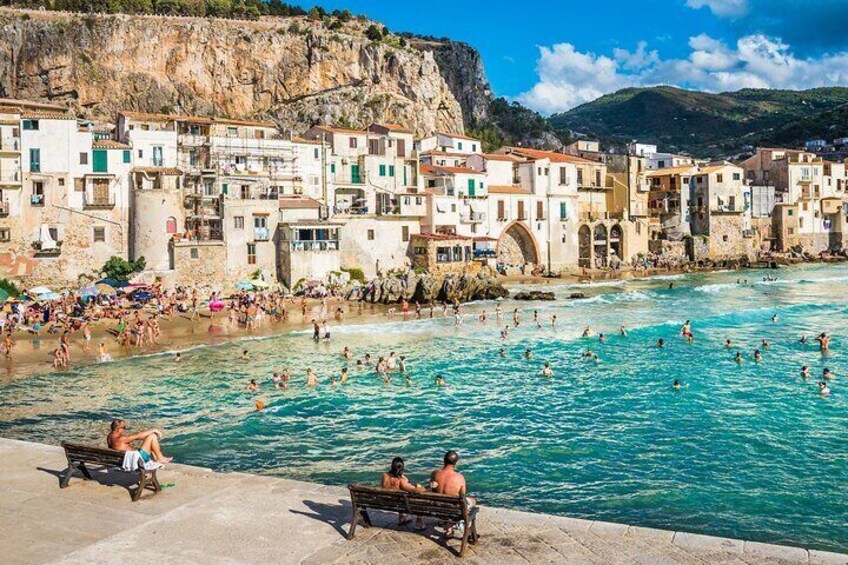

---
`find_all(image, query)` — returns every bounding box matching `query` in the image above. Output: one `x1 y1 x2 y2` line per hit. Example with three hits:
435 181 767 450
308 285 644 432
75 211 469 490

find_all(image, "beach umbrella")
96 278 129 289
80 286 99 298
37 292 62 301
29 286 52 296
236 281 253 291
95 283 117 296
0 288 9 303
250 279 270 289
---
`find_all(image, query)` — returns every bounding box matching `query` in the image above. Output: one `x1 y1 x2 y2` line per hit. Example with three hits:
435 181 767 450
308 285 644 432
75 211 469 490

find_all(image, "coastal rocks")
513 291 555 301
568 292 587 299
356 272 508 304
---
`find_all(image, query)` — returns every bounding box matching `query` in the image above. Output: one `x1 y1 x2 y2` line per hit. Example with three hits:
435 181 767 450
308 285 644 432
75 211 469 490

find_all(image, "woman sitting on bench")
107 419 173 464
381 457 427 530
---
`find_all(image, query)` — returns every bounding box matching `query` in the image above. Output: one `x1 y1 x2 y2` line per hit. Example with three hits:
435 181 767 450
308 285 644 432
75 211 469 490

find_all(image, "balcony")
712 204 741 214
0 201 8 216
0 169 22 184
0 137 21 152
83 194 116 209
253 227 271 242
32 240 61 256
286 240 340 252
178 134 208 147
333 174 365 185
30 194 45 207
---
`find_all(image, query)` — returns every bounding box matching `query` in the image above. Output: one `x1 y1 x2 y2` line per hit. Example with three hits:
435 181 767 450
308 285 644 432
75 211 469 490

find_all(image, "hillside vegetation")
550 86 848 156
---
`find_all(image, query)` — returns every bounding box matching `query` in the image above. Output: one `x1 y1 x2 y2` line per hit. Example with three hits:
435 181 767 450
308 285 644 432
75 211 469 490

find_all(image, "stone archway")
498 222 539 267
578 225 592 268
610 224 623 260
593 224 609 268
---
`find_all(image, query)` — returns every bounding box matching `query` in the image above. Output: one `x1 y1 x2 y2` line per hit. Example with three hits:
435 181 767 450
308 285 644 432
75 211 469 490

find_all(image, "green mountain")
549 86 848 156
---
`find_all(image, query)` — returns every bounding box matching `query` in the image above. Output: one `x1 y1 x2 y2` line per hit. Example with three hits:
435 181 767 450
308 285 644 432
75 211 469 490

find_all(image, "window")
397 139 406 157
330 163 336 174
190 248 199 259
472 144 477 152
247 243 256 265
732 172 741 181
389 165 395 177
152 146 163 167
451 204 456 213
802 202 809 211
799 217 805 228
402 226 409 242
595 171 601 187
457 142 463 151
788 209 793 216
31 181 44 206
560 168 568 185
80 152 88 165
29 148 40 173
717 174 723 183
166 217 177 234
227 127 238 137
560 201 568 219
722 234 728 242
22 119 39 130
349 137 358 149
234 216 244 229
379 164 386 177
0 228 9 242
93 149 108 173
314 148 319 159
369 139 380 155
414 246 426 255
58 178 65 187
123 150 131 164
536 201 544 220
577 170 583 185
467 178 475 197
787 227 794 235
518 200 526 220
497 200 506 220
367 229 375 241
137 149 143 158
93 227 106 242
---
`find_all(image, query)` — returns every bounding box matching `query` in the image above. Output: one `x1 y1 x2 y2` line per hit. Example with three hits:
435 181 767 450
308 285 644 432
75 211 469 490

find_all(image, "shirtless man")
430 451 475 536
107 419 172 463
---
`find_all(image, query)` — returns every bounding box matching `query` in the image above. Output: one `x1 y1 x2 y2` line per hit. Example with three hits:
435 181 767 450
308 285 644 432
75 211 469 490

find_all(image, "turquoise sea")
1 264 847 552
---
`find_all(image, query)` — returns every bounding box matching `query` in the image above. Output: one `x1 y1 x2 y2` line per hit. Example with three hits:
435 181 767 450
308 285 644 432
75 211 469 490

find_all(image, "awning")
436 202 447 213
468 200 485 213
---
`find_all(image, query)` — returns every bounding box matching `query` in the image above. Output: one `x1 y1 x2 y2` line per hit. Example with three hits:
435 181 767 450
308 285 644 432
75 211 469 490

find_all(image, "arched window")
166 217 177 234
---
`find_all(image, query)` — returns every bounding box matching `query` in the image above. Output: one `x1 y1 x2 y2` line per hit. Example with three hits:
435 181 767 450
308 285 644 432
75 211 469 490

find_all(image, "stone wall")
705 214 753 260
171 241 226 289
796 233 830 254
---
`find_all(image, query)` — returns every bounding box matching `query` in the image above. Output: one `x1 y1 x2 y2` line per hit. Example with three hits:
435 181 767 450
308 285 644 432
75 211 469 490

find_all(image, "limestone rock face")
0 10 465 135
357 272 508 304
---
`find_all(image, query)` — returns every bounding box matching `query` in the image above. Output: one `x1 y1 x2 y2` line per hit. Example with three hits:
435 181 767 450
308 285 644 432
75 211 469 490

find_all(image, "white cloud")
685 0 749 17
518 34 848 114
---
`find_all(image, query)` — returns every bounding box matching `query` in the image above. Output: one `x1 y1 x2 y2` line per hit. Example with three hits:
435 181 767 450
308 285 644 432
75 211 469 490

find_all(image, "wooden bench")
60 441 162 501
347 484 479 557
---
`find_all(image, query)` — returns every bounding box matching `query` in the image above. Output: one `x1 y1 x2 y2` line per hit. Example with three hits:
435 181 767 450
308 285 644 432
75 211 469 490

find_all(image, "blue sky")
316 0 848 114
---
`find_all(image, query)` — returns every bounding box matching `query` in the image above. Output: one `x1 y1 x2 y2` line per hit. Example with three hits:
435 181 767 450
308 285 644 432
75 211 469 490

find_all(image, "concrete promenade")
1 438 845 565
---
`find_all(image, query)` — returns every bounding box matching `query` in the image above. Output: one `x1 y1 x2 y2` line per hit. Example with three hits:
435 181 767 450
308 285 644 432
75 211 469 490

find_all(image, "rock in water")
513 291 556 301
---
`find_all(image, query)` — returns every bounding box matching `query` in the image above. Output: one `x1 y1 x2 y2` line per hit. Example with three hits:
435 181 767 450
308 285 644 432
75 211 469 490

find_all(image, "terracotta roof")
413 232 472 241
21 111 75 120
481 153 523 162
93 139 131 149
279 196 321 209
697 164 740 175
436 132 479 142
0 119 18 126
132 167 182 175
0 98 67 112
308 125 366 135
487 185 532 194
644 166 698 177
215 118 276 128
473 236 498 242
291 136 323 145
497 147 596 165
369 123 413 133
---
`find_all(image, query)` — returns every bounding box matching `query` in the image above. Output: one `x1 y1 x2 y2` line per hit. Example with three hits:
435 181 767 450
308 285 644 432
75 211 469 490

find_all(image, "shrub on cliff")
100 256 146 282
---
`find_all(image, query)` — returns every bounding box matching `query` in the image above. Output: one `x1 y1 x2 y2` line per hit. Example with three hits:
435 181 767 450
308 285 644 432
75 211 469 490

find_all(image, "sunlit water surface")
2 265 847 551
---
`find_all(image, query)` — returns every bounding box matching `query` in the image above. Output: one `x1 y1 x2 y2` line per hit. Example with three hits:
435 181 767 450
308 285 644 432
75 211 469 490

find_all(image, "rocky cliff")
0 8 465 135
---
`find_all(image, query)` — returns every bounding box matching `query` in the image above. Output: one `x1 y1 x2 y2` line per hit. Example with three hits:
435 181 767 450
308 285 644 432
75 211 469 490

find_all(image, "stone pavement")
1 438 846 565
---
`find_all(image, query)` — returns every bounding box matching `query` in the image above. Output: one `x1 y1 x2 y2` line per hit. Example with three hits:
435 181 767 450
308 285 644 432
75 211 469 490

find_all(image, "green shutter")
379 164 386 177
560 202 567 219
123 150 131 163
458 142 463 151
92 150 108 173
467 178 475 197
330 163 336 174
29 148 40 172
222 183 228 195
351 164 361 183
389 165 395 177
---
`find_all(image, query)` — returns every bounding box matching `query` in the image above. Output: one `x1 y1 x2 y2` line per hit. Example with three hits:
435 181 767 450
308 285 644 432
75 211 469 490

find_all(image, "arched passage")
610 224 623 260
498 222 539 267
578 225 592 268
593 224 609 268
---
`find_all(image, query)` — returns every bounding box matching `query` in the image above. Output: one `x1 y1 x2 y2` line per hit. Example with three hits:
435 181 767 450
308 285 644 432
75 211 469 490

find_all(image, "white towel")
121 450 163 472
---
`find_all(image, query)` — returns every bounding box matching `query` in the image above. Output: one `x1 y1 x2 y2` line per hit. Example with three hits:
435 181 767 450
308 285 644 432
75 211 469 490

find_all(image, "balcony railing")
254 227 271 241
287 240 340 252
32 240 62 256
84 194 116 209
334 174 365 185
460 211 486 224
713 204 739 213
0 137 21 152
30 194 45 207
334 205 369 215
0 169 22 183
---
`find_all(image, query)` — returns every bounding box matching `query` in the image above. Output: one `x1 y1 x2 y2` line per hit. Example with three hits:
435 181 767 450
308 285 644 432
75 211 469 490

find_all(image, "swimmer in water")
435 375 447 387
175 352 182 362
541 362 553 377
342 346 351 359
823 368 834 380
657 339 665 348
818 381 831 396
499 348 506 357
620 325 628 336
799 334 808 344
242 349 250 360
761 339 770 349
524 348 533 360
306 368 318 387
681 320 691 336
735 351 743 364
753 349 762 362
816 332 830 353
248 379 259 392
725 339 732 349
551 315 557 328
673 379 682 390
801 365 810 379
771 314 778 323
581 350 599 361
582 326 593 337
341 367 349 384
598 333 606 343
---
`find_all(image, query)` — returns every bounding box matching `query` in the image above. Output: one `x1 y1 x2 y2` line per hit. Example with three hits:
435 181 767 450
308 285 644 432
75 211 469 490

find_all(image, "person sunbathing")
107 419 172 463
429 450 475 537
382 457 426 530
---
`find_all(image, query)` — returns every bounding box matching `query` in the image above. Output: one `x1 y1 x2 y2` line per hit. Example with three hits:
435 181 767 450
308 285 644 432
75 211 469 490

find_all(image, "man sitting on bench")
107 419 173 464
430 450 475 537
